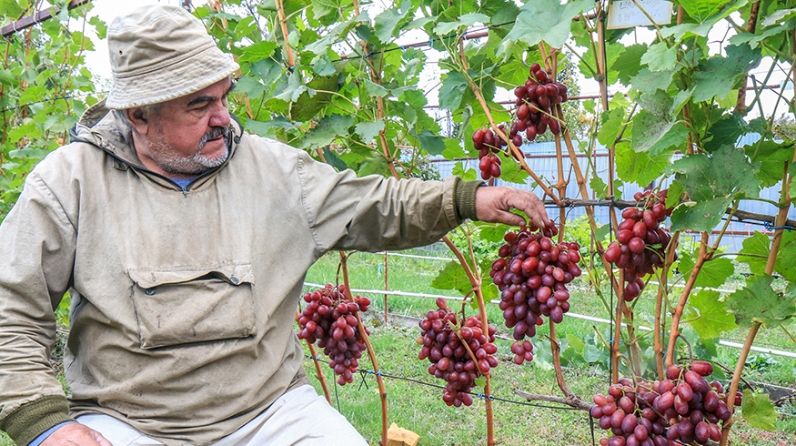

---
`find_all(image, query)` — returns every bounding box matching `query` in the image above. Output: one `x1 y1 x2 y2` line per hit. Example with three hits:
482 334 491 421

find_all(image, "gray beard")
150 128 232 176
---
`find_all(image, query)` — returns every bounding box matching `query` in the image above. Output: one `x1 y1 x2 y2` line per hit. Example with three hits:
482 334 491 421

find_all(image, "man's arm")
294 150 551 253
0 172 76 445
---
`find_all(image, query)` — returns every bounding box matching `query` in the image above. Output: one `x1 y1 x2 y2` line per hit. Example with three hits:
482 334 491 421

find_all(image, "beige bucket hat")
104 5 239 110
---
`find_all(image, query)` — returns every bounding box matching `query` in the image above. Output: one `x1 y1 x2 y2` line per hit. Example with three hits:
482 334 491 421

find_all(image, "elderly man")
0 5 550 446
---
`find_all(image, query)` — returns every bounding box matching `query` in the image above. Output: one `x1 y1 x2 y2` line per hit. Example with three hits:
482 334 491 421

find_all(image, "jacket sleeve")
0 171 76 445
295 150 481 253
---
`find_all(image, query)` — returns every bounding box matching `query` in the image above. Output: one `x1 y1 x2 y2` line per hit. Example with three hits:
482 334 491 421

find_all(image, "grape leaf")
737 231 796 282
730 24 789 49
364 80 388 98
744 140 795 188
433 13 491 36
452 162 477 182
663 0 749 40
670 197 731 232
704 113 748 153
439 72 469 111
741 391 777 431
374 0 413 44
761 7 796 28
726 275 796 328
630 68 674 94
298 115 353 149
685 290 737 340
666 145 760 201
616 141 671 187
678 0 732 22
416 131 445 156
641 42 677 72
501 0 593 50
678 252 734 288
631 111 688 155
442 138 466 160
790 163 796 205
477 223 510 243
238 41 278 63
499 152 530 185
597 108 625 147
611 44 647 85
590 175 608 199
431 261 472 296
354 120 385 143
692 44 761 102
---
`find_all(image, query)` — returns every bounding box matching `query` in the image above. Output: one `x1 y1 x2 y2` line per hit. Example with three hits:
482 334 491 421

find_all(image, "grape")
418 298 498 406
603 189 673 302
490 226 581 364
472 126 507 180
504 62 569 150
297 284 370 385
591 361 736 445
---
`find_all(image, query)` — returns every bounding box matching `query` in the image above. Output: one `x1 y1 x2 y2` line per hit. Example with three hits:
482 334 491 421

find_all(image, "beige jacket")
0 105 479 445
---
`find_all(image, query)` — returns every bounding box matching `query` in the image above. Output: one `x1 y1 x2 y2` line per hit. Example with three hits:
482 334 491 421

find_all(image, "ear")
125 107 150 134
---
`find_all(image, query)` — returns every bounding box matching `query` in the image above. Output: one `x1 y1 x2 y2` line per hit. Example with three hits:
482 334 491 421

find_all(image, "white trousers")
76 385 368 446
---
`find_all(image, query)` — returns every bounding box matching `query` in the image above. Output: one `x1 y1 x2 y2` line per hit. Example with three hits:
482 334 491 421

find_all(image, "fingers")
507 189 550 229
92 431 113 446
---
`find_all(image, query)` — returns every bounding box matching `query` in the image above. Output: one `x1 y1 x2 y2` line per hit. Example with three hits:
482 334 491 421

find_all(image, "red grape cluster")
417 298 498 407
591 361 738 446
603 190 673 301
490 227 582 365
508 62 568 146
297 284 371 385
473 126 507 180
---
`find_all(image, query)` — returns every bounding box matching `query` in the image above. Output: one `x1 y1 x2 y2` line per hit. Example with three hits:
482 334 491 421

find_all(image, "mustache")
198 127 230 149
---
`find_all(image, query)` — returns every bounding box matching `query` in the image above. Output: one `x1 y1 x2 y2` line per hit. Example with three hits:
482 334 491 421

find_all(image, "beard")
148 126 232 176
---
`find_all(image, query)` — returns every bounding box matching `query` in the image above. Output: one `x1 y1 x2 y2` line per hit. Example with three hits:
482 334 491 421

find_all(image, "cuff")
454 180 484 221
0 395 72 446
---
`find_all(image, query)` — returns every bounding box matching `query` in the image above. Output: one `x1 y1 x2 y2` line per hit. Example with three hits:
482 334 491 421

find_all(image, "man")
0 6 550 446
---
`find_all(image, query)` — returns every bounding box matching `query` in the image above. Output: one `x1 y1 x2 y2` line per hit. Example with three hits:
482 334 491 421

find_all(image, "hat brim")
105 45 239 110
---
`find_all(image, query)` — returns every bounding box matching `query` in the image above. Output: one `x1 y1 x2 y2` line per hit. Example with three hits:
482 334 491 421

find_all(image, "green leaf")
685 290 737 340
692 44 761 102
741 391 777 431
744 140 795 188
354 120 384 143
364 80 389 97
630 69 674 94
663 0 748 41
0 0 23 18
666 180 684 209
438 72 469 111
670 198 732 232
704 113 748 153
433 13 490 36
238 41 278 63
290 75 339 121
679 253 734 288
631 112 688 155
590 175 608 199
726 275 796 328
298 115 354 149
89 16 107 40
374 0 413 43
678 0 732 22
790 163 796 205
499 152 529 184
611 44 647 85
442 138 467 160
737 232 769 276
641 42 677 72
452 162 477 181
416 131 445 156
597 108 625 147
501 0 593 49
616 141 671 187
667 146 760 202
761 7 796 28
431 261 471 295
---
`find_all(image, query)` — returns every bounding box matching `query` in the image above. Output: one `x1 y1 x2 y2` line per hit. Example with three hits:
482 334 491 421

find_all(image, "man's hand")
474 186 552 230
41 423 112 446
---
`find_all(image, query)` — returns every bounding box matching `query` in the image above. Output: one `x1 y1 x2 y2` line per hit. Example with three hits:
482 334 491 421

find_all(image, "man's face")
138 78 234 177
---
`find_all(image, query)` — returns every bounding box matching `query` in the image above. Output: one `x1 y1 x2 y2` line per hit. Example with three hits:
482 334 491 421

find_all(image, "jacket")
0 103 480 445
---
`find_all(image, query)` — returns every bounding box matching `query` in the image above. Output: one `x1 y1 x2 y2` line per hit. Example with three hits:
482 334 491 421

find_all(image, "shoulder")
29 141 104 185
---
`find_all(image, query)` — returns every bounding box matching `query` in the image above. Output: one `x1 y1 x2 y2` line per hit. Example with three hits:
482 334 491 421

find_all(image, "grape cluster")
417 298 498 407
508 62 568 146
591 361 738 446
490 227 582 364
603 190 673 301
297 284 371 385
473 126 507 180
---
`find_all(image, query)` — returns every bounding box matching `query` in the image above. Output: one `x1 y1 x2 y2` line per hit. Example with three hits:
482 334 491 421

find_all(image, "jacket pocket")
128 264 256 349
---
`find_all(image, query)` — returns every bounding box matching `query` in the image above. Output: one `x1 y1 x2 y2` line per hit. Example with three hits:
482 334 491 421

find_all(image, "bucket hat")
104 5 239 110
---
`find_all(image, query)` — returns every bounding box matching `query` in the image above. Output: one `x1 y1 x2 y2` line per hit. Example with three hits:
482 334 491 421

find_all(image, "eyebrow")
186 81 237 108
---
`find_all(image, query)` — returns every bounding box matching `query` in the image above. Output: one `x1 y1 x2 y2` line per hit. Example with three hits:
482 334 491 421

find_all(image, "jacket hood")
70 98 243 181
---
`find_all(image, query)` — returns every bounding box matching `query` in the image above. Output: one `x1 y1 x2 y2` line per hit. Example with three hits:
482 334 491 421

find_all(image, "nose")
209 103 231 128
